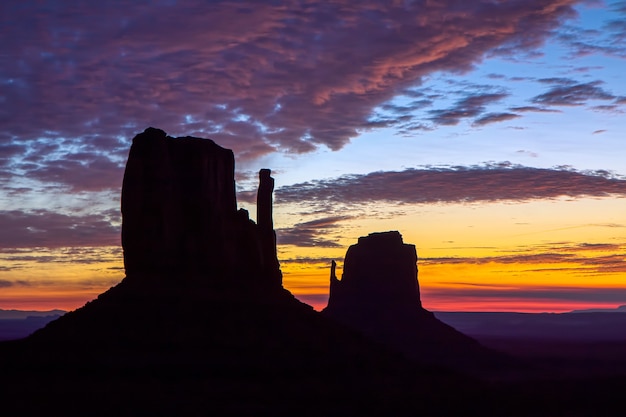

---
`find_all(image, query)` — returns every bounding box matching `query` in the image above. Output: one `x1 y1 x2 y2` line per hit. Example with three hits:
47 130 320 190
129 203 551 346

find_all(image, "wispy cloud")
532 80 615 106
429 92 509 126
508 106 561 113
280 257 339 265
557 5 626 59
424 285 626 303
472 112 521 126
0 279 30 288
276 164 626 206
277 216 350 247
422 241 626 275
0 210 120 248
0 246 122 264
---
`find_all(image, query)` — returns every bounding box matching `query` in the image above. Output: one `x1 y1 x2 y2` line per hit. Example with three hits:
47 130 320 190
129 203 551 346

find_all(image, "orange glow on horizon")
1 198 623 313
0 292 101 312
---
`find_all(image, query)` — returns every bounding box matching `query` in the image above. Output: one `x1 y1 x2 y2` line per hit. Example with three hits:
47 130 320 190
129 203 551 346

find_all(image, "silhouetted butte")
324 231 511 376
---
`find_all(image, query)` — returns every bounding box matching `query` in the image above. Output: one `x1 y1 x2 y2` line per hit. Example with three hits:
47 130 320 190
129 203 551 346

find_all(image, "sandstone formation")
121 127 281 289
328 231 421 313
324 231 510 376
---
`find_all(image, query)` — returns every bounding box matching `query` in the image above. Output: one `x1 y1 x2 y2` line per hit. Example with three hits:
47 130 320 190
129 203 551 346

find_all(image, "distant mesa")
0 312 64 342
324 231 509 375
0 309 66 320
570 304 626 314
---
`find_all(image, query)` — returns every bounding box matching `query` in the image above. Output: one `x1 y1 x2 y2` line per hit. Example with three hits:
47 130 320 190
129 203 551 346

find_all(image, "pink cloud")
0 0 578 171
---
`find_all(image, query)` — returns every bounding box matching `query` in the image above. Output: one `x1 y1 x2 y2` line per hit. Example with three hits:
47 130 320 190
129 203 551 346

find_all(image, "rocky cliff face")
121 127 281 289
324 231 510 376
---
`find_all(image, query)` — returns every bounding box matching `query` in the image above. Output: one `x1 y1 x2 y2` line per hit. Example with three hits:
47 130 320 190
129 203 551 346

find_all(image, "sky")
0 0 625 312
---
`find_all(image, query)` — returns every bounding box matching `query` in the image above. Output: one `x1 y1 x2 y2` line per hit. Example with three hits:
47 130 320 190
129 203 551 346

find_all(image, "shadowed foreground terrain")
1 128 625 416
437 311 626 378
2 281 478 415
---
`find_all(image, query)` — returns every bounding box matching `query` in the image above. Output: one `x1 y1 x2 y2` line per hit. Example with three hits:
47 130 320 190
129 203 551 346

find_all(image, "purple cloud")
275 165 626 205
276 216 350 247
0 210 120 248
472 112 521 126
532 80 615 106
557 7 626 59
22 153 126 192
0 280 29 287
422 252 626 275
429 92 508 126
0 0 578 173
509 106 561 113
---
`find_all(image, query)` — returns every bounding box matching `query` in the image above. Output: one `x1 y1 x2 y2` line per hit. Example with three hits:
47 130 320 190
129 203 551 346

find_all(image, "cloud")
429 92 509 126
236 190 257 205
380 100 434 115
276 216 348 248
0 246 122 265
0 279 30 287
276 216 350 247
579 242 620 250
22 153 126 192
421 241 626 275
591 104 623 113
0 0 579 189
422 253 573 266
509 106 561 113
472 112 521 126
537 77 578 85
516 150 539 158
280 257 339 265
557 8 626 59
423 254 626 274
532 80 615 107
0 143 28 165
424 285 626 303
0 210 120 248
275 164 626 206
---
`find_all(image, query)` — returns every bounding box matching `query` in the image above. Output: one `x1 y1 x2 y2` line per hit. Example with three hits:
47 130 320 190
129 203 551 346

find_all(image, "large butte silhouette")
0 128 484 416
323 231 508 375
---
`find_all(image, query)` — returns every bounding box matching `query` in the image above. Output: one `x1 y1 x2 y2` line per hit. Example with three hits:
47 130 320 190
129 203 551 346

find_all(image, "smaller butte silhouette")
324 231 510 375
